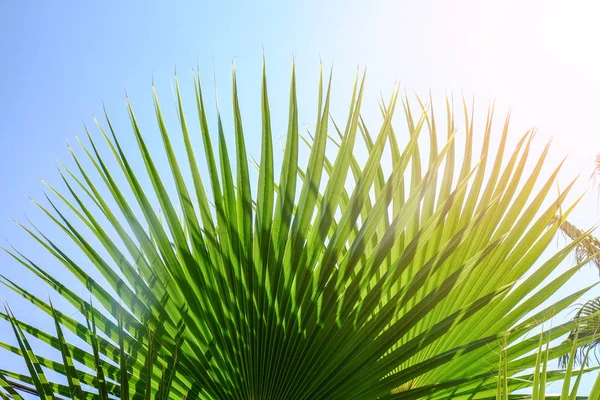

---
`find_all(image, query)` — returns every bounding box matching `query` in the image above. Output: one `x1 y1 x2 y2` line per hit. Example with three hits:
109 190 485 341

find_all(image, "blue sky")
1 0 600 396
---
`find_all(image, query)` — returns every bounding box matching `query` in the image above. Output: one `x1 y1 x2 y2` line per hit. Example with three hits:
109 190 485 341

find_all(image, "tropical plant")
558 297 600 369
496 331 600 400
549 218 600 368
552 217 600 271
1 62 598 399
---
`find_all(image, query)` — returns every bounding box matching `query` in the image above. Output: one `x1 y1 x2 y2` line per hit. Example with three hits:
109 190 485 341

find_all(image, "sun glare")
537 0 600 80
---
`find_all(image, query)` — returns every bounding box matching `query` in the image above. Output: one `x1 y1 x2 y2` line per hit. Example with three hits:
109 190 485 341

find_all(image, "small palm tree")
553 217 600 271
549 213 600 369
1 62 598 399
558 297 600 368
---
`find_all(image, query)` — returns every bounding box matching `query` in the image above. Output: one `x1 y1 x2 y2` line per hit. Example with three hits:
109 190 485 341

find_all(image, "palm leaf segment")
1 62 597 399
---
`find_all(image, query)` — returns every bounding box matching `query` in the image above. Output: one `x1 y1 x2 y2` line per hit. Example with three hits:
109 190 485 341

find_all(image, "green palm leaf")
0 62 596 399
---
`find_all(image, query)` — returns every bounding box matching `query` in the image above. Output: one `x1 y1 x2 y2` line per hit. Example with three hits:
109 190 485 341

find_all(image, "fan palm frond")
0 62 597 399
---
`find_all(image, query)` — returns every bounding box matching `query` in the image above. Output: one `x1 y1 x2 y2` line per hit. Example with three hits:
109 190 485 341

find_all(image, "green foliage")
496 331 600 400
0 62 597 399
559 297 600 368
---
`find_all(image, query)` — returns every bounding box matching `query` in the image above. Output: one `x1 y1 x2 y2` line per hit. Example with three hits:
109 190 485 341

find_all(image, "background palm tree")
553 218 600 272
558 297 600 368
1 62 599 399
551 190 600 369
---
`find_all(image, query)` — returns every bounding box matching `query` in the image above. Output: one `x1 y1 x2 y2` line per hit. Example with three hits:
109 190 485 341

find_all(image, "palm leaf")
0 62 595 399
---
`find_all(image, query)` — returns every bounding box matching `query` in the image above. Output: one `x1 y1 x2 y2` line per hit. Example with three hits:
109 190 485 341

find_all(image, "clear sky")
1 0 600 396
